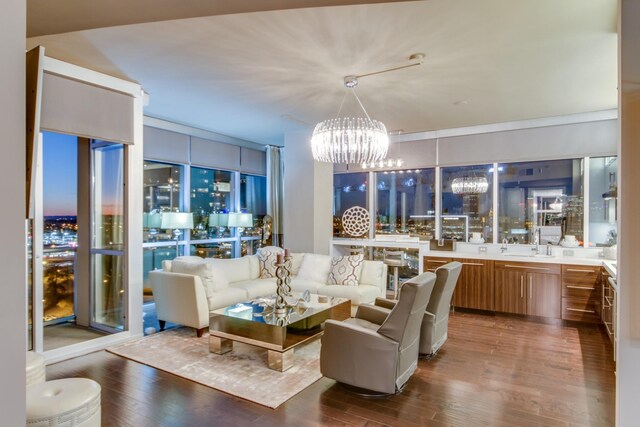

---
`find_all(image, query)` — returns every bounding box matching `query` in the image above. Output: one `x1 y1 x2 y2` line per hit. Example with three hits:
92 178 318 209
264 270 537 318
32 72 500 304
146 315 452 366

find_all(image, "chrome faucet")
532 228 542 254
501 238 509 253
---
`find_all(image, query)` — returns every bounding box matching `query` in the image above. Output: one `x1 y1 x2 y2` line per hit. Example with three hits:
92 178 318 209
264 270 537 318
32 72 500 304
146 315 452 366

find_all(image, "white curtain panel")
266 146 284 246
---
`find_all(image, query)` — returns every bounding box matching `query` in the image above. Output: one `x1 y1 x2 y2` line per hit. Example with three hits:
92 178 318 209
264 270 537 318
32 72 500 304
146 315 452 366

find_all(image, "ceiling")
27 0 618 146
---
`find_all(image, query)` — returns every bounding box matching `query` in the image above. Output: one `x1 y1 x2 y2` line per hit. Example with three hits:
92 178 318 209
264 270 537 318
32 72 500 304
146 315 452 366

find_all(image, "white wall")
0 0 27 423
283 130 333 254
617 2 640 425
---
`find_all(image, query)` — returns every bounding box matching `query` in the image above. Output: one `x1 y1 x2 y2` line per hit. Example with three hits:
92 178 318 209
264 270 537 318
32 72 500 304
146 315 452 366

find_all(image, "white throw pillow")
171 259 229 299
290 253 305 276
297 253 332 284
327 254 364 286
257 246 284 278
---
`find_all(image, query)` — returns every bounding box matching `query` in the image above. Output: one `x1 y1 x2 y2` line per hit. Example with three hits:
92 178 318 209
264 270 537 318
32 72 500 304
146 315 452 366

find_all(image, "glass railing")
42 247 76 323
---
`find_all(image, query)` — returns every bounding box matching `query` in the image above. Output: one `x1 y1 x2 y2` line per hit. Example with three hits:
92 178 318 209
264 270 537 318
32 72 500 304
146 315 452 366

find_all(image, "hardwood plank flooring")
46 311 615 426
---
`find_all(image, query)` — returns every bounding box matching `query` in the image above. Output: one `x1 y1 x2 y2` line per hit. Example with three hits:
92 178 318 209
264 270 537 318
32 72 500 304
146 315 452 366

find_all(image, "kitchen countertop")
426 250 606 266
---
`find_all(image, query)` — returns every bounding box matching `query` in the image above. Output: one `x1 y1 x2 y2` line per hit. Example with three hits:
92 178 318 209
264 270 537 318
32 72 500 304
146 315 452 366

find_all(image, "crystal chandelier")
451 176 489 194
311 76 389 164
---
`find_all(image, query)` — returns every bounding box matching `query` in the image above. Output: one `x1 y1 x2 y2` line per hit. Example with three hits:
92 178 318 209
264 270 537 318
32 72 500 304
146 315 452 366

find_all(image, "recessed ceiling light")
453 100 468 106
388 129 404 135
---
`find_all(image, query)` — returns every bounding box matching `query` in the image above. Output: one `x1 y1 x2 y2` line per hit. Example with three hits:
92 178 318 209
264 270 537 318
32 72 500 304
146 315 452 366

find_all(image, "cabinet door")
453 259 494 310
494 269 526 315
527 272 561 318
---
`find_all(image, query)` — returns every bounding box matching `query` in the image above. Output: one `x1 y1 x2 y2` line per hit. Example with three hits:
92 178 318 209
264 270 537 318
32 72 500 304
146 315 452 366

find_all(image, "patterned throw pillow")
257 246 284 278
327 254 365 286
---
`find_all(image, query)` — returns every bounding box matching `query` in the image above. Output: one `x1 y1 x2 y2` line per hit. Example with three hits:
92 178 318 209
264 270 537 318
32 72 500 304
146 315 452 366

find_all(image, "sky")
43 131 77 216
43 131 123 217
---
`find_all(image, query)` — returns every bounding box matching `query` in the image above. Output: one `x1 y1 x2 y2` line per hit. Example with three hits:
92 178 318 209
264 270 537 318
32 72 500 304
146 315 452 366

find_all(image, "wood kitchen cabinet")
424 256 494 311
561 264 601 323
494 261 561 319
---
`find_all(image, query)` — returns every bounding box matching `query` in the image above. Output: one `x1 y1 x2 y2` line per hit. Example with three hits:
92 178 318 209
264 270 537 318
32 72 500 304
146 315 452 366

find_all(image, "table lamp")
161 212 194 253
208 213 229 238
228 213 253 235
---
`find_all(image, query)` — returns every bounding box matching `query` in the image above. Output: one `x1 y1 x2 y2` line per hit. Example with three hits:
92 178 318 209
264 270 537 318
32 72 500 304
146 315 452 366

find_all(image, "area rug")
107 328 322 408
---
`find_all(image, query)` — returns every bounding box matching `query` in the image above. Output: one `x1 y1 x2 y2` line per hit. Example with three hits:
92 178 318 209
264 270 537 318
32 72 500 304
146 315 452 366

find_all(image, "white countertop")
331 238 616 267
426 250 604 266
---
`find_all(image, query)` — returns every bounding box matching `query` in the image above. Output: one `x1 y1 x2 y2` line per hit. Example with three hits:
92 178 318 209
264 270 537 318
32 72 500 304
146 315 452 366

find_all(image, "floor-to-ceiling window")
375 168 436 238
441 165 494 242
37 132 127 351
333 172 368 237
240 173 267 255
589 156 617 247
498 159 584 245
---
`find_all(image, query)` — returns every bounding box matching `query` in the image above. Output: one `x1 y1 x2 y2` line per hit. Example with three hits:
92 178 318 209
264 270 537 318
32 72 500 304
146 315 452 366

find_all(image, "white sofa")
149 251 388 335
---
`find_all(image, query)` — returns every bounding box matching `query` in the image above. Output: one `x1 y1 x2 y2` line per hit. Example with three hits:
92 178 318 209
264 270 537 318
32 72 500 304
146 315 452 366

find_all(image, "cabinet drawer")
495 261 561 275
562 265 600 285
562 282 601 298
562 296 600 323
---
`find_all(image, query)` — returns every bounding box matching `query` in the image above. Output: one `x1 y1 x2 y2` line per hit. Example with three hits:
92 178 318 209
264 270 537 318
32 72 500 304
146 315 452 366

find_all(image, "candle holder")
274 255 293 315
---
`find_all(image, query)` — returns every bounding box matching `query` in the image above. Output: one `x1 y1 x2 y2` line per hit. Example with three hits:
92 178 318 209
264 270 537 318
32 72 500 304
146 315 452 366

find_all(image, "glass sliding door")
90 141 126 332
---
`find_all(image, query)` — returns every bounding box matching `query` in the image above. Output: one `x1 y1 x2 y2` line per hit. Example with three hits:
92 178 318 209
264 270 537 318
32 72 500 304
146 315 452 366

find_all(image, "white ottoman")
26 351 46 386
27 378 101 427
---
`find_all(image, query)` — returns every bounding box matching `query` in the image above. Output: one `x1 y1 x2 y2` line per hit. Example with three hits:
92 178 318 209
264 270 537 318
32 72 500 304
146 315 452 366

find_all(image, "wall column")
617 1 640 425
0 0 26 423
283 130 333 254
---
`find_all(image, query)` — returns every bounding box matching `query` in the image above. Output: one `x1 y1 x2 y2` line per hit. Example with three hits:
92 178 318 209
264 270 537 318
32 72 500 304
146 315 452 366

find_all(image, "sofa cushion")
206 257 254 283
290 253 305 276
162 256 203 273
297 253 332 284
361 261 385 287
247 255 260 279
290 278 324 294
327 254 364 286
207 287 249 311
317 284 381 306
231 278 277 298
257 246 284 278
171 259 229 299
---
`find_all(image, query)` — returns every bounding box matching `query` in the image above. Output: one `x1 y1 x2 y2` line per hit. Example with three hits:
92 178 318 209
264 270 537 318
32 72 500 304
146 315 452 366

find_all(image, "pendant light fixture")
311 53 425 164
311 76 389 164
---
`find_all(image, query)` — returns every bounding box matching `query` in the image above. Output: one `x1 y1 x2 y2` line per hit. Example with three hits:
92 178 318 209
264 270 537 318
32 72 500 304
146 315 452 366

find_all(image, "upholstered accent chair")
376 261 462 357
320 272 437 395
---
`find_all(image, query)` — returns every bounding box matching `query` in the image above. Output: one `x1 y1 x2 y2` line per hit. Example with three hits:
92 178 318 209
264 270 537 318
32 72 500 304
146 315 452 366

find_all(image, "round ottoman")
26 351 46 386
27 378 101 427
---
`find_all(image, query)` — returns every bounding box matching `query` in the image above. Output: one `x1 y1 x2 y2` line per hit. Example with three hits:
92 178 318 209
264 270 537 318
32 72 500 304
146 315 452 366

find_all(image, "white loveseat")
149 250 387 335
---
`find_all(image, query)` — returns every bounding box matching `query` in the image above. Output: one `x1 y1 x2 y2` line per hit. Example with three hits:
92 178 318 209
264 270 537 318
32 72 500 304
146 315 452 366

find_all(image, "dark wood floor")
47 311 616 426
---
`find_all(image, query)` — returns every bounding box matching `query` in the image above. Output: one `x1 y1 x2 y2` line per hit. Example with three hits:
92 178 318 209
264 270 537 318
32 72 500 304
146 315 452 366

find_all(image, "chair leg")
196 327 207 338
158 320 166 331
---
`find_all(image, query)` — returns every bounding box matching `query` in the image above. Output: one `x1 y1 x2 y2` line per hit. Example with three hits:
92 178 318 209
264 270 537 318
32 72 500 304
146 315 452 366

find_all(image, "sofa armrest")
149 270 209 329
355 304 391 325
374 297 397 310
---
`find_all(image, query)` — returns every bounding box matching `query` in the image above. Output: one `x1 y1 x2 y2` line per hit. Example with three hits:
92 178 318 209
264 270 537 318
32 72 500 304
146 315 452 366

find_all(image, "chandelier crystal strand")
311 117 388 164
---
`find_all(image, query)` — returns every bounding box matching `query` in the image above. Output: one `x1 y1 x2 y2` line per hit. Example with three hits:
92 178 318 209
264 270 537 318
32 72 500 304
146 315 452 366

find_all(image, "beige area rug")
107 328 322 408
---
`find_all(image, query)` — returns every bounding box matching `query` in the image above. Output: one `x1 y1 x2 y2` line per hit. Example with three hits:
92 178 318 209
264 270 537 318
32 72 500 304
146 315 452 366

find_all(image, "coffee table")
209 294 350 371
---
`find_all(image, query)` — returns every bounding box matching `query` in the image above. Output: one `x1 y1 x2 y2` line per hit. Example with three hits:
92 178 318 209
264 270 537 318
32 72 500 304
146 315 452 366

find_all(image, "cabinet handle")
503 264 550 271
566 268 596 273
520 276 524 298
529 276 532 299
607 277 617 288
566 285 596 290
429 260 448 264
461 262 484 266
566 308 596 314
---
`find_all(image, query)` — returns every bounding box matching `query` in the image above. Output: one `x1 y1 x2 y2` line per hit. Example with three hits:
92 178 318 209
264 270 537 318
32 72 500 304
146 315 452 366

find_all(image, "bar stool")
27 378 101 427
26 351 46 386
383 249 408 299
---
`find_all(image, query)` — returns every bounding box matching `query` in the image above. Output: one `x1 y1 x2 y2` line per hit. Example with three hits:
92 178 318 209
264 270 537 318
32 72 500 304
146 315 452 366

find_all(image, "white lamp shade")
228 213 253 228
160 212 194 229
146 212 163 228
208 213 229 227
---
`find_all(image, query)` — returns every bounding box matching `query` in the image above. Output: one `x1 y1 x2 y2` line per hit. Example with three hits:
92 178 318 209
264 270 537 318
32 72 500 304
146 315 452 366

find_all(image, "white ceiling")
27 0 618 146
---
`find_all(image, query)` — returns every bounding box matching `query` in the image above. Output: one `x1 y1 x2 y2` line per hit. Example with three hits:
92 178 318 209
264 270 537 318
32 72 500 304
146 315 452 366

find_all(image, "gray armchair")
320 272 437 394
376 261 462 357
